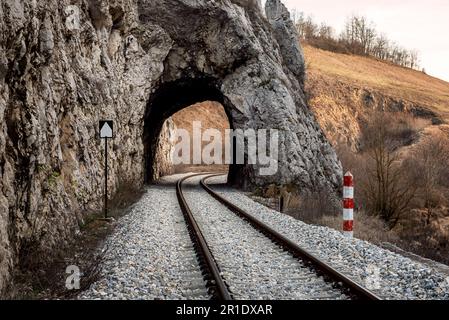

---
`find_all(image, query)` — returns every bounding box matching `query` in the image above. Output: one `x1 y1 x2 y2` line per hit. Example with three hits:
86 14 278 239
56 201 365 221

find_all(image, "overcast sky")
263 0 449 82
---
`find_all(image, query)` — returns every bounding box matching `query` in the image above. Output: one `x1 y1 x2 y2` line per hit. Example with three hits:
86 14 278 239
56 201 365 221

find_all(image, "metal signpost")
99 120 113 219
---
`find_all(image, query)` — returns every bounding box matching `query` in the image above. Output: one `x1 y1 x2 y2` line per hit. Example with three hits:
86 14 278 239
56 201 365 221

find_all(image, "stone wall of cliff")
0 0 342 293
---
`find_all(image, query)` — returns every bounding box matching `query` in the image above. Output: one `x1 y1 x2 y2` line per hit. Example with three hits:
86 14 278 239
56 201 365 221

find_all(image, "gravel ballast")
79 175 208 300
182 175 348 300
206 175 449 300
79 173 449 300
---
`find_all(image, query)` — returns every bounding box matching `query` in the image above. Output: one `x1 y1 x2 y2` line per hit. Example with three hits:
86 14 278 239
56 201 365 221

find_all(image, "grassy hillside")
305 45 449 120
304 45 449 151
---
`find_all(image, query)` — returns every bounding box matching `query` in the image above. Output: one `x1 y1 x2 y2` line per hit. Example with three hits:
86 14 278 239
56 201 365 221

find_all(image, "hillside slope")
304 45 449 150
305 46 449 113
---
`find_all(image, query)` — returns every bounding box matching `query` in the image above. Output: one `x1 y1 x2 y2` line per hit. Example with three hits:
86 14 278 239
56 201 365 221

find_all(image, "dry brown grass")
317 211 401 244
304 45 449 120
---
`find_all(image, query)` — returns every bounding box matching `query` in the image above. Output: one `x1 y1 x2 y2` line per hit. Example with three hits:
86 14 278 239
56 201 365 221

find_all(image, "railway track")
176 173 381 300
176 173 232 300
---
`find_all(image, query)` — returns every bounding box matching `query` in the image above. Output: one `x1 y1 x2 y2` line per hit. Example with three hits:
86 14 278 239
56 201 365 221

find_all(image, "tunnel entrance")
170 101 230 175
143 78 245 187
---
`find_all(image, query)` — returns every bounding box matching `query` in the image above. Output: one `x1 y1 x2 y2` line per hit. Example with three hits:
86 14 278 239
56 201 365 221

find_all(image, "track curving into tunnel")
176 173 381 300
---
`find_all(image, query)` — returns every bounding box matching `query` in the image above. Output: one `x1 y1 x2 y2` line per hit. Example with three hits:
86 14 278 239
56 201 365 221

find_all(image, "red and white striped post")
343 172 354 238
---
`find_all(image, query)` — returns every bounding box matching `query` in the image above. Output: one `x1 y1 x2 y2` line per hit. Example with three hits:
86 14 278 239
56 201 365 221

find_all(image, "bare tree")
373 34 389 60
303 16 318 41
342 15 376 55
409 50 419 70
318 23 333 40
290 8 301 26
360 113 415 228
405 133 449 225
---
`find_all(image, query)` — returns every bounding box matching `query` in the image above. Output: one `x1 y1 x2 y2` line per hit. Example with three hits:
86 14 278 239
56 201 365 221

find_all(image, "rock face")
265 0 305 84
0 0 341 293
152 118 176 178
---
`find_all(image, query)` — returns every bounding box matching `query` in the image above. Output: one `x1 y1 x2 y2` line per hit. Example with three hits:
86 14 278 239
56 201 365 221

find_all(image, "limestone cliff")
0 0 341 292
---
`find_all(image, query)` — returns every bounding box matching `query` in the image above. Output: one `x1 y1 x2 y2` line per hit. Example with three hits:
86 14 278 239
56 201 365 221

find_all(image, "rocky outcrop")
265 0 305 84
0 0 341 293
152 118 176 178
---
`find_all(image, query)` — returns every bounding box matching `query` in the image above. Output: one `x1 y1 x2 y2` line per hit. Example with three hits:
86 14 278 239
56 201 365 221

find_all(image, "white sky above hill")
262 0 449 82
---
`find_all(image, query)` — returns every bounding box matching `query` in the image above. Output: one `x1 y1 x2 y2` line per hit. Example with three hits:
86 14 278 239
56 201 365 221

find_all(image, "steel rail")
200 174 382 301
176 173 233 300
